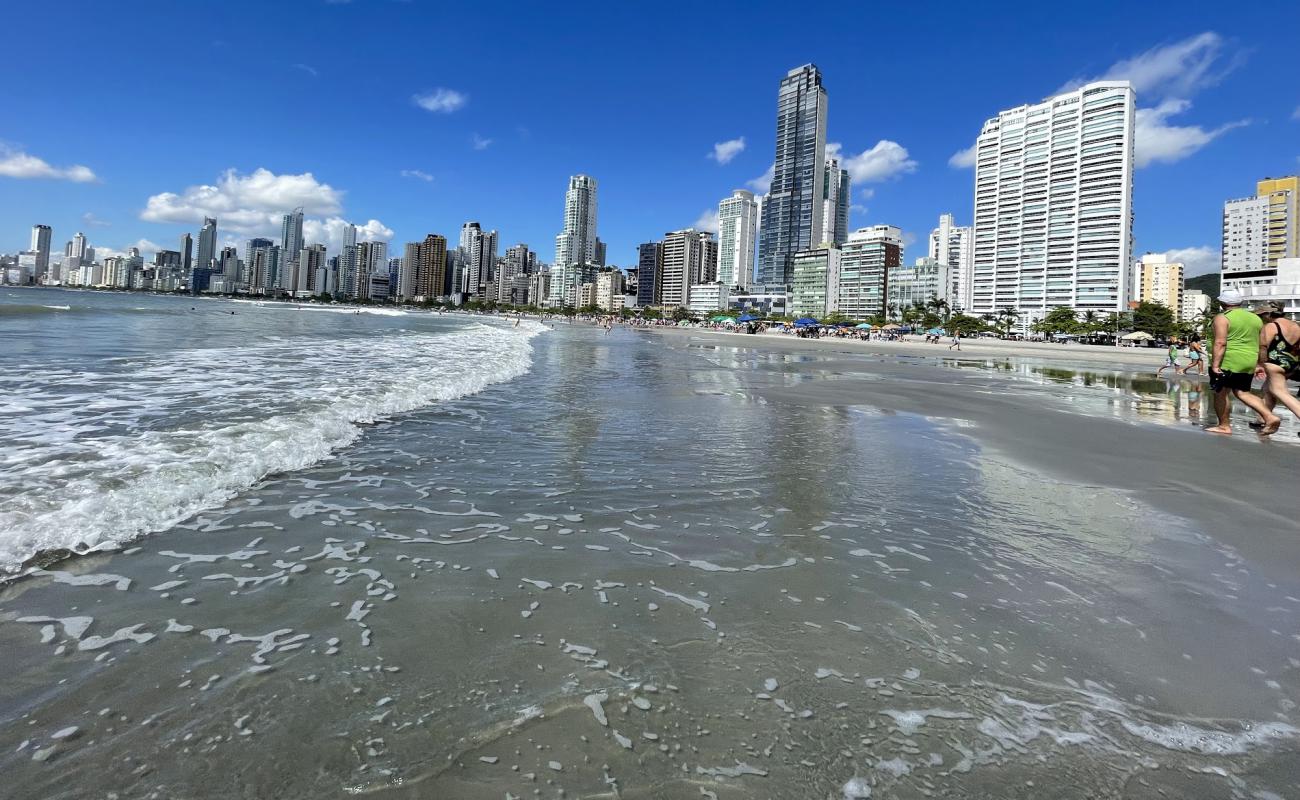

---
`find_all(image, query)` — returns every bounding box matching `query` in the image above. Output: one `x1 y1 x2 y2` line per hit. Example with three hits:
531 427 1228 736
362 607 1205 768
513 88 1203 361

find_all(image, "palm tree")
998 305 1020 337
926 296 949 323
886 303 898 322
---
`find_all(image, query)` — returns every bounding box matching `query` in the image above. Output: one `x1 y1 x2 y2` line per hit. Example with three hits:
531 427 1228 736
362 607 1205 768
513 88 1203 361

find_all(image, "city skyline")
1 2 1296 276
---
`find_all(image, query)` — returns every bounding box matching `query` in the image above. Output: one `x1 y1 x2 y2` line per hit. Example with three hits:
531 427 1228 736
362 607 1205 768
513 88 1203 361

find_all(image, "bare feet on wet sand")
1204 425 1233 435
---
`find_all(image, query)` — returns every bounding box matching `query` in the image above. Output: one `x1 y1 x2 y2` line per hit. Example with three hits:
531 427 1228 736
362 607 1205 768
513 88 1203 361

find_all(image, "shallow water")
2 295 1298 799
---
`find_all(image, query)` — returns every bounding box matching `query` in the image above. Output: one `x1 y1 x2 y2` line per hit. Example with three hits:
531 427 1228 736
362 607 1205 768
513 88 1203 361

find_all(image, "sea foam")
0 320 543 573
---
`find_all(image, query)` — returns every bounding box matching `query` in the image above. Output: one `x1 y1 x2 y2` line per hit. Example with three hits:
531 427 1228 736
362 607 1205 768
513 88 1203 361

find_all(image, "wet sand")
3 322 1298 799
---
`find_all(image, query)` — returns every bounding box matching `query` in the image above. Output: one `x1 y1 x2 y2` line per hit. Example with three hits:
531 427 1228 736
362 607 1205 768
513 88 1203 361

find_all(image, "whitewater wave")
230 299 410 316
0 320 545 573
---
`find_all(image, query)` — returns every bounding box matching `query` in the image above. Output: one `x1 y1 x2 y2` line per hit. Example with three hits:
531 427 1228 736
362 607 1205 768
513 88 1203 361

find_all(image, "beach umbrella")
709 315 734 323
898 326 913 333
794 317 819 326
854 323 873 329
1121 331 1153 340
736 314 758 322
881 323 901 330
926 327 944 335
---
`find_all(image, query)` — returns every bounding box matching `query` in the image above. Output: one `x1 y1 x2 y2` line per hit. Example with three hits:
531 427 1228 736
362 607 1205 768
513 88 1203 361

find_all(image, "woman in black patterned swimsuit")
1254 301 1300 428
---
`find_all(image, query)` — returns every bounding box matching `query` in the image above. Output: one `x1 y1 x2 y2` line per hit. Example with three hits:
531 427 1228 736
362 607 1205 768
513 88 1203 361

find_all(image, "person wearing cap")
1253 300 1300 432
1205 289 1278 435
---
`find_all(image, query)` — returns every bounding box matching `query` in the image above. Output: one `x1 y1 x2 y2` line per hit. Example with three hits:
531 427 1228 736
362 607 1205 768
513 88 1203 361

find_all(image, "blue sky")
2 0 1297 275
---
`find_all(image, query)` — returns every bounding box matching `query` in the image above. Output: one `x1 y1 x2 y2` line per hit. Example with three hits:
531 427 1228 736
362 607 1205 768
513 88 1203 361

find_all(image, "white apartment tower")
928 213 973 311
550 174 598 306
1221 176 1299 293
822 158 850 246
969 81 1135 324
717 189 758 290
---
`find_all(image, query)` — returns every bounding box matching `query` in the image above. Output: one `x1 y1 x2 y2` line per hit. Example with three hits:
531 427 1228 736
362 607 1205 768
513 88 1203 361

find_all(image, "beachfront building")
928 213 972 312
279 210 302 290
658 229 717 308
756 64 828 288
688 282 730 313
637 242 662 306
729 287 789 317
1179 289 1210 322
529 271 551 307
790 245 841 318
822 157 850 246
550 174 599 307
1234 257 1300 318
30 224 51 282
414 234 448 301
594 269 625 312
1137 253 1183 311
968 80 1136 329
1221 176 1299 294
837 225 901 319
887 257 950 317
717 190 758 290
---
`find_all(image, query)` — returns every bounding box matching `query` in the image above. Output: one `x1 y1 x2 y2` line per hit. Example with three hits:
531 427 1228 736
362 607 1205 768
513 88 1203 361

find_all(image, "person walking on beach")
1206 290 1278 435
948 332 961 350
1180 336 1206 376
1156 339 1182 376
1253 301 1300 430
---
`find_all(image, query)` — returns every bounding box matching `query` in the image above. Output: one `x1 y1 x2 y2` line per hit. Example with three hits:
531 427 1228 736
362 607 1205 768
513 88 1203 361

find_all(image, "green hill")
1184 272 1219 297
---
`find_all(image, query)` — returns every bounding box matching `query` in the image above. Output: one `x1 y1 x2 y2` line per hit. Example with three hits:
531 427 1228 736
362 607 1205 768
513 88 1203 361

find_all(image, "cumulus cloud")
1154 245 1219 276
95 238 164 260
948 143 978 169
0 144 98 182
1135 99 1247 167
293 63 318 77
828 141 918 182
82 212 111 227
303 218 395 252
412 88 467 113
400 169 433 182
709 137 746 164
859 188 875 200
471 133 493 150
1061 32 1235 101
141 167 343 233
850 204 868 216
746 163 774 192
140 168 390 252
693 209 720 234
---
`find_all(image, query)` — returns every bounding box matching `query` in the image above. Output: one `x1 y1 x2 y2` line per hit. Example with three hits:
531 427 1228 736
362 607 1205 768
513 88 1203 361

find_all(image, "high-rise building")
637 242 662 306
296 244 326 295
717 189 758 290
197 217 218 271
887 257 950 314
339 222 358 297
790 246 841 318
245 238 277 293
594 270 625 312
415 234 448 299
179 232 193 273
928 213 973 312
496 243 536 305
458 222 498 297
70 232 87 266
279 208 304 288
219 246 240 286
658 229 717 307
551 174 599 306
969 81 1135 324
1137 253 1184 311
30 224 52 280
1221 176 1299 293
756 64 828 288
838 225 902 319
822 158 850 246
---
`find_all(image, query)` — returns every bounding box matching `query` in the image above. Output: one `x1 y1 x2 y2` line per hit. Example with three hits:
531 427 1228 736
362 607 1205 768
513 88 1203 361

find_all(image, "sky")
2 0 1298 276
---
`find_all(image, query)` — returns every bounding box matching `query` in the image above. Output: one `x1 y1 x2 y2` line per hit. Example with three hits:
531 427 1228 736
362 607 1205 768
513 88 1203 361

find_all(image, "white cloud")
141 167 343 233
709 137 746 164
828 140 918 183
293 63 319 78
1063 32 1233 101
1292 106 1300 121
82 212 111 227
1135 99 1247 167
859 188 875 200
400 169 433 182
412 88 467 113
693 209 720 234
139 168 390 253
948 143 978 169
850 204 868 216
1154 245 1219 276
0 144 98 182
95 238 164 260
471 133 493 150
746 163 774 192
303 218 394 252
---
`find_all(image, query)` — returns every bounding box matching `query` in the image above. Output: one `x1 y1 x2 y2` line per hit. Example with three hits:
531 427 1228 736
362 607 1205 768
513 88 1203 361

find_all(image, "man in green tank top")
1206 289 1279 435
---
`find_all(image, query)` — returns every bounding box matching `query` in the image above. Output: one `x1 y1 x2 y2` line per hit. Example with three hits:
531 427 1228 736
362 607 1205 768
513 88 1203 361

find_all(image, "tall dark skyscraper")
637 241 662 307
756 64 827 288
196 217 218 271
179 232 193 272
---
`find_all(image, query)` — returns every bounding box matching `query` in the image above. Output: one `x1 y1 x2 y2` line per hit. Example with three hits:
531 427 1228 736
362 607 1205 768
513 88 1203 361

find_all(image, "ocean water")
2 289 1298 799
